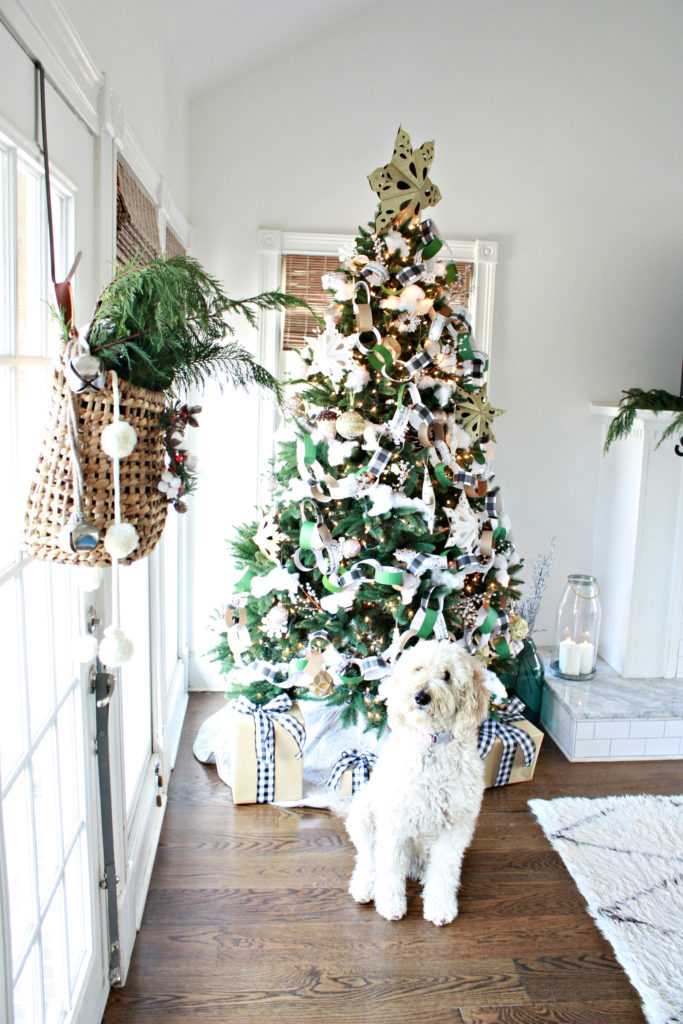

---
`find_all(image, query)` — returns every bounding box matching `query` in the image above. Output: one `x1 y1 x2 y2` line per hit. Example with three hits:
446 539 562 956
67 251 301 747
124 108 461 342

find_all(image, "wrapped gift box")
480 713 544 789
228 696 305 805
327 749 377 797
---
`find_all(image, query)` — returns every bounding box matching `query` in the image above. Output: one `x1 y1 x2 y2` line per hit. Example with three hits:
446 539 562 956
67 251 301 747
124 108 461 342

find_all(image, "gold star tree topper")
368 127 442 234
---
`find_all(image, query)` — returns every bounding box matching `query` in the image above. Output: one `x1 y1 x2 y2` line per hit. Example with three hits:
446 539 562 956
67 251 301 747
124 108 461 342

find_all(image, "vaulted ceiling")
155 0 382 99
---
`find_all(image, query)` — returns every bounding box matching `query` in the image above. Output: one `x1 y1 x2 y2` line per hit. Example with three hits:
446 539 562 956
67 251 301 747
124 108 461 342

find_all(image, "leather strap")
36 60 77 330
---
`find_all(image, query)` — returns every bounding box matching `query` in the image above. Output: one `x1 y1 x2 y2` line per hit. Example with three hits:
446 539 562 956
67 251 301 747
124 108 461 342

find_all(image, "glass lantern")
551 574 601 679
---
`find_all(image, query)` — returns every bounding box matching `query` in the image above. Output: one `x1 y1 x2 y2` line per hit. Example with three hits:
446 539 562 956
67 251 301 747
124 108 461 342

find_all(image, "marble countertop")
538 649 683 720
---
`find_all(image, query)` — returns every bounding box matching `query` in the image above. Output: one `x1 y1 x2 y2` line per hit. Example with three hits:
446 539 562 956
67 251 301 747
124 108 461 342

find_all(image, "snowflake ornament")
455 388 503 442
338 240 358 268
303 318 354 384
443 493 480 551
253 508 285 563
396 312 421 334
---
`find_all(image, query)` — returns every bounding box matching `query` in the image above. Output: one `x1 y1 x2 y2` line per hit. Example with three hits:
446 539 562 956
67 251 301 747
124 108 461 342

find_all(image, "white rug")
529 795 683 1024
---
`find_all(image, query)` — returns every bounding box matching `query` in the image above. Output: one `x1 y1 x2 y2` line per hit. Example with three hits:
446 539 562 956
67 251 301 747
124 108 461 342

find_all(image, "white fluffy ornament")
345 362 371 394
78 565 104 591
73 632 99 663
384 229 410 258
101 420 137 459
398 284 426 312
104 522 140 559
99 625 134 666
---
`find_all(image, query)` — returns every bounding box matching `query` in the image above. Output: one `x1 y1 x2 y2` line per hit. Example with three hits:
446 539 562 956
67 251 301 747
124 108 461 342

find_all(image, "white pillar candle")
578 641 595 674
559 637 582 675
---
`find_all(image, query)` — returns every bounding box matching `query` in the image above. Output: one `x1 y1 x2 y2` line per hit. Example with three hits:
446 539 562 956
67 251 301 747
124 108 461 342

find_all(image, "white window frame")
255 228 499 505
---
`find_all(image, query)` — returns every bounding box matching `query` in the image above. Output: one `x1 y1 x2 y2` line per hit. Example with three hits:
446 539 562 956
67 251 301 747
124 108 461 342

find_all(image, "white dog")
345 639 490 925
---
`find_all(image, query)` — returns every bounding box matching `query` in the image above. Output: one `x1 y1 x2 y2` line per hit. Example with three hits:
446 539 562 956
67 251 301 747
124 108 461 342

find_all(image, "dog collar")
418 728 455 746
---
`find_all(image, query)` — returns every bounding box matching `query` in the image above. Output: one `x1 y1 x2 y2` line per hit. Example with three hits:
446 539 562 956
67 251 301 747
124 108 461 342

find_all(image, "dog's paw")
423 897 458 927
349 870 374 904
375 891 407 921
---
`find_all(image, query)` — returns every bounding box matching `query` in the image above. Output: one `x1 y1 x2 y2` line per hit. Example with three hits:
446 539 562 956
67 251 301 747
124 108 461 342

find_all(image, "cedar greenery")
85 254 316 396
603 388 683 454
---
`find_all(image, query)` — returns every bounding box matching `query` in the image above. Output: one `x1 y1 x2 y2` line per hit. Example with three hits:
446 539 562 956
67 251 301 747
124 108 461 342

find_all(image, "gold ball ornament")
308 670 335 698
384 336 402 360
349 254 369 275
509 614 529 642
336 410 366 440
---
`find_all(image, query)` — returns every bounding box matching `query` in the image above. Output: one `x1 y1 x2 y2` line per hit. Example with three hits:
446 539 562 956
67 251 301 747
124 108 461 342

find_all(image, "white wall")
59 0 190 213
188 0 683 687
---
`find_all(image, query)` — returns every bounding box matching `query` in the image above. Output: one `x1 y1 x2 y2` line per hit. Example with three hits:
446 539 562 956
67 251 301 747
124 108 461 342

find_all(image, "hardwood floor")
103 692 682 1023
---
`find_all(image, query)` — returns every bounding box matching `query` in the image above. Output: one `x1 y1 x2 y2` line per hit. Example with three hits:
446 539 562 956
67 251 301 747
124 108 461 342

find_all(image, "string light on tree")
211 127 526 731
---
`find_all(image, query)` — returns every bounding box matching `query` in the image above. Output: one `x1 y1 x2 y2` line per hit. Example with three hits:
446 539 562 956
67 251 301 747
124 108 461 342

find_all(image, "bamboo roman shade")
165 226 186 257
281 253 341 350
116 158 160 266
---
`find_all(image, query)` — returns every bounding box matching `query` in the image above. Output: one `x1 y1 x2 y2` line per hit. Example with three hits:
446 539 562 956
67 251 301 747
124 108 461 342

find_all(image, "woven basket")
24 369 168 566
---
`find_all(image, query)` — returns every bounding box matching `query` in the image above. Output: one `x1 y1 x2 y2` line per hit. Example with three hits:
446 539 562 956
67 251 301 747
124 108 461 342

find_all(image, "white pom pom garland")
101 420 137 459
78 565 105 591
99 625 134 666
104 522 140 559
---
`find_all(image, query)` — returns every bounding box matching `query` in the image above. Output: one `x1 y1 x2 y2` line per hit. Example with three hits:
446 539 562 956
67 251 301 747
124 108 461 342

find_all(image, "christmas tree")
212 128 527 732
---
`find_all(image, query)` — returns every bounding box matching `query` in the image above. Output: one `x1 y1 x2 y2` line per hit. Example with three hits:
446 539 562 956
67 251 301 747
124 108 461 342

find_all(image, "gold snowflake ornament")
253 508 285 564
368 127 442 233
456 388 503 442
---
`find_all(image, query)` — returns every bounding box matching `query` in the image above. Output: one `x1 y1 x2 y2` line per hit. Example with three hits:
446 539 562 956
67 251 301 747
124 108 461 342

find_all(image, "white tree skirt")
193 698 387 808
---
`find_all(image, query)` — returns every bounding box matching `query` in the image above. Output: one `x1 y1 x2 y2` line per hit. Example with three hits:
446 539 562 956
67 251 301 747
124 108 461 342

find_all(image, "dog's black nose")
414 689 431 707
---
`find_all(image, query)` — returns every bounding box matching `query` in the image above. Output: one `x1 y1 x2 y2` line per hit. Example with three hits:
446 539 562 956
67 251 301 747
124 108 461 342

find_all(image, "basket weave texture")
24 369 168 566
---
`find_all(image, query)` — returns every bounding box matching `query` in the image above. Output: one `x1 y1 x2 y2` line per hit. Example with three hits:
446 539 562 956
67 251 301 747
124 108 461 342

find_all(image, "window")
281 253 341 350
116 157 160 266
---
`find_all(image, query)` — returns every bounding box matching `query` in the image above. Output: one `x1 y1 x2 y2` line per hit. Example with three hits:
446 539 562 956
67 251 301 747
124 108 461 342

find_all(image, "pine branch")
603 388 683 453
86 254 311 397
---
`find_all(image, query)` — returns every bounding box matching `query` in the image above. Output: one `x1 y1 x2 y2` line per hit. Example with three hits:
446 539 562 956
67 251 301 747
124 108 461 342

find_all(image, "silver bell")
58 520 101 554
64 353 106 394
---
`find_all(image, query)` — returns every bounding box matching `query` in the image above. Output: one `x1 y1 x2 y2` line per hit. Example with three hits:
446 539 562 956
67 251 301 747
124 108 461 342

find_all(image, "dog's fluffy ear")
467 656 491 727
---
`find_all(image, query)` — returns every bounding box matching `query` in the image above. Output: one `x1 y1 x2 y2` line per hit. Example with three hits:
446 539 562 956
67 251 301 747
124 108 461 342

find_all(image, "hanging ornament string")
98 371 137 667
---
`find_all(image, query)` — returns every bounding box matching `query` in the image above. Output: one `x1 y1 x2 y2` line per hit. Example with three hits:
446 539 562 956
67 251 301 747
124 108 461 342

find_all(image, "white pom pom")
99 625 134 666
73 632 99 663
101 420 137 458
78 565 104 591
104 522 139 558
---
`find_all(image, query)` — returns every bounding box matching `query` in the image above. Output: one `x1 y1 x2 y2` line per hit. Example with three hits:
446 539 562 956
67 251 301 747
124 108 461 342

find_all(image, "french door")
1 24 188 1023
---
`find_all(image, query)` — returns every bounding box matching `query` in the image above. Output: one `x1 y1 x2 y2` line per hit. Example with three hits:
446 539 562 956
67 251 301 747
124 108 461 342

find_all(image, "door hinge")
155 762 164 806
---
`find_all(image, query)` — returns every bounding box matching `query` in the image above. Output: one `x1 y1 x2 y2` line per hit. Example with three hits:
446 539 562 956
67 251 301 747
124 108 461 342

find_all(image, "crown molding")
4 0 101 133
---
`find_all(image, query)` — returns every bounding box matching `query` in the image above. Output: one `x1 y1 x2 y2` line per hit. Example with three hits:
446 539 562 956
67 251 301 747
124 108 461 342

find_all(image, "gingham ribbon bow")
233 693 306 803
477 697 536 788
326 749 378 793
